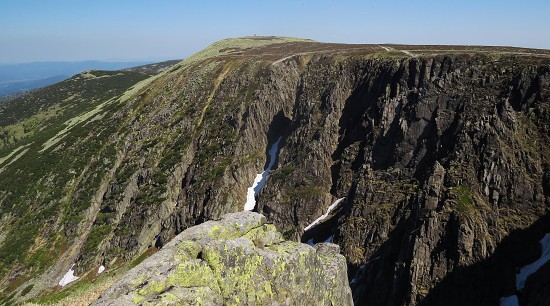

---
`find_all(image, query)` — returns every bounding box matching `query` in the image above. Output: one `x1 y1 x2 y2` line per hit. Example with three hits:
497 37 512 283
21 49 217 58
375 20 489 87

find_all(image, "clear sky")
1 0 549 64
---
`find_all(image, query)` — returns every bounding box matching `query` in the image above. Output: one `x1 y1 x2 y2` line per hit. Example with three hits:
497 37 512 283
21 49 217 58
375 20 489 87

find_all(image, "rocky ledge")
93 211 352 305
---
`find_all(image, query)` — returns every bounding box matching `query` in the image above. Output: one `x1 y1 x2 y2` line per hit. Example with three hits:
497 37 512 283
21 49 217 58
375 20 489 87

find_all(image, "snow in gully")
244 137 282 211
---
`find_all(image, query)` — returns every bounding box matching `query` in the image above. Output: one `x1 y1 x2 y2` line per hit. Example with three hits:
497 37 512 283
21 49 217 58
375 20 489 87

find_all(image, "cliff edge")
93 211 352 305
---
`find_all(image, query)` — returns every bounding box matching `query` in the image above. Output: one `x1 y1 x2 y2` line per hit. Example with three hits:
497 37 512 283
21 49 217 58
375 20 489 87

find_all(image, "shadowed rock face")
93 211 352 306
1 37 549 305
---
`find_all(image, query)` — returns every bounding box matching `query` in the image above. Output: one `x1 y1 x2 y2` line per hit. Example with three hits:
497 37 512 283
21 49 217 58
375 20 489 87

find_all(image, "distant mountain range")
0 60 155 96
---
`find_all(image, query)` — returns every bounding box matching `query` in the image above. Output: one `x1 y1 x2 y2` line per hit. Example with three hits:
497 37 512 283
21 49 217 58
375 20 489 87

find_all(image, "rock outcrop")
93 211 352 306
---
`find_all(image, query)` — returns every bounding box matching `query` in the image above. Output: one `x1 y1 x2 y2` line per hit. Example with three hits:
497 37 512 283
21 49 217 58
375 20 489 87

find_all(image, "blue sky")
1 0 549 64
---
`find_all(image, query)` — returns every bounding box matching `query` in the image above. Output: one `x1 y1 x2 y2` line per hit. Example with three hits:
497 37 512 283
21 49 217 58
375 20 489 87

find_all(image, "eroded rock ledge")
93 211 352 305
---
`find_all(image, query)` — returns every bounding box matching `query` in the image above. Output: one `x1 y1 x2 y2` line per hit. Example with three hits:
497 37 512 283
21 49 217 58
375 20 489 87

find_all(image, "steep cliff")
0 37 549 305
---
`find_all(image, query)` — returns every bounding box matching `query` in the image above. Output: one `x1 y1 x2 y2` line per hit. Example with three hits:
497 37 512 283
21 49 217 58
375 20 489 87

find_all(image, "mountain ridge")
0 60 182 97
0 36 548 305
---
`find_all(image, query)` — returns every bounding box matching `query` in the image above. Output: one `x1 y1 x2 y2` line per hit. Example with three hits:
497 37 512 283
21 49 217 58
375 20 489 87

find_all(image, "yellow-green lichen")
267 240 304 255
243 224 283 247
167 260 218 290
132 294 145 304
174 240 202 261
207 222 262 240
101 213 351 305
138 280 166 296
130 273 148 287
208 225 222 238
271 258 288 278
159 291 179 303
201 240 275 304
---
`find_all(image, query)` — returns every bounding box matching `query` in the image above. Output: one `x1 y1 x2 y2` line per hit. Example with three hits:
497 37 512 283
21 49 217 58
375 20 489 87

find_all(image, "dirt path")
378 45 416 57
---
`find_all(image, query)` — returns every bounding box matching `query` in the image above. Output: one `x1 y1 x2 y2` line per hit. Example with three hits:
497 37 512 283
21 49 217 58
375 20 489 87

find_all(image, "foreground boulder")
93 211 352 305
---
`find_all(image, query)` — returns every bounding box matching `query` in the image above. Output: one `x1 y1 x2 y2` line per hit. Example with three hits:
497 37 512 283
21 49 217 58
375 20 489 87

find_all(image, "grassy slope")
0 70 155 304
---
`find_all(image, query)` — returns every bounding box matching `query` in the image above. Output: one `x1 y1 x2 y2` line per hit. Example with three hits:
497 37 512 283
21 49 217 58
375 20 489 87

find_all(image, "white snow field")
244 137 282 211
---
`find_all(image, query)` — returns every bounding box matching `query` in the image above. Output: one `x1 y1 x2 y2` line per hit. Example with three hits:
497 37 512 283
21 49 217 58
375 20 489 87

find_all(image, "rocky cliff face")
93 211 352 306
1 37 549 305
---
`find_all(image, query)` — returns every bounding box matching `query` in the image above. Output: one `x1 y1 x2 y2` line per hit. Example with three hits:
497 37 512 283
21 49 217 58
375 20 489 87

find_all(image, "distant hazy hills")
0 60 154 96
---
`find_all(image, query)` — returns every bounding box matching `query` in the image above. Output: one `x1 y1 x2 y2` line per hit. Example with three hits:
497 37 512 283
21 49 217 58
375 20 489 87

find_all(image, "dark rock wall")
252 55 549 305
92 54 548 305
12 52 547 305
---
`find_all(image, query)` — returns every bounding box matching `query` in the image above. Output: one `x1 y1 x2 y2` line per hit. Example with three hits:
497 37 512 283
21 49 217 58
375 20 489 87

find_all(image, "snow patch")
499 295 519 306
59 264 79 287
307 238 314 246
244 137 282 211
245 174 263 211
304 198 345 232
98 265 105 274
516 233 550 290
324 235 334 243
499 233 550 303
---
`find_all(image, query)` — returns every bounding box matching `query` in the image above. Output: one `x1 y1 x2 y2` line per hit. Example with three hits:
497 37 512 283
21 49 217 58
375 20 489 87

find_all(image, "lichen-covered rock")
93 211 352 306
